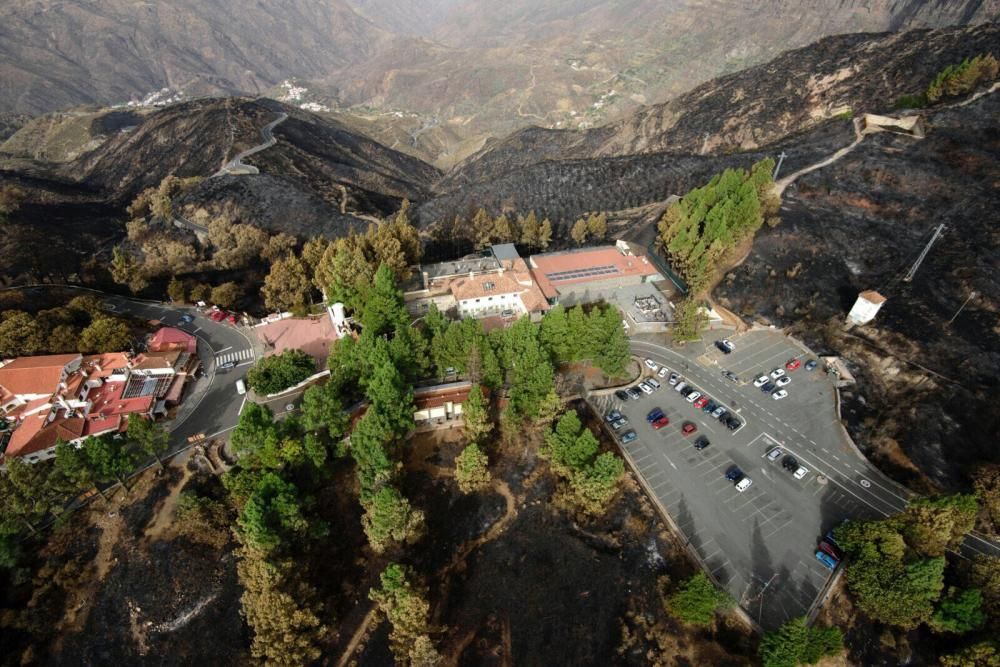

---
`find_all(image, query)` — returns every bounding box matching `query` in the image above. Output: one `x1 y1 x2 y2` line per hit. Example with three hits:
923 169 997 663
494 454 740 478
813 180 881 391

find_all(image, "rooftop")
0 353 80 398
256 314 340 368
421 252 501 282
149 327 198 354
858 290 887 305
5 415 86 458
529 245 660 298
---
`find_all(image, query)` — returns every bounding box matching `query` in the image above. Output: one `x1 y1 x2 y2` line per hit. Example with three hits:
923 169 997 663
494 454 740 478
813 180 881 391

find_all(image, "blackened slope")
445 24 1000 190
716 91 1000 490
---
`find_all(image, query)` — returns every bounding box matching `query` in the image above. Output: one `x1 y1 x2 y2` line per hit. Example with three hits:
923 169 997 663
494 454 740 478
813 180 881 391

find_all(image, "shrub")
246 349 316 395
665 572 731 625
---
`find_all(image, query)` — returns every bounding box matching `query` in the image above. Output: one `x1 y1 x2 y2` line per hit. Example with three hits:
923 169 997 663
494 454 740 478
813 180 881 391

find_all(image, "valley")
0 12 999 667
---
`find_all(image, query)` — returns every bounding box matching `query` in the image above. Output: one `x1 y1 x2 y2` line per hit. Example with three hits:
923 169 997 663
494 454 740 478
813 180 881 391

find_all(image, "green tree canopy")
237 472 310 553
455 443 491 494
759 616 843 667
361 485 425 553
78 316 132 353
665 572 731 626
246 349 316 395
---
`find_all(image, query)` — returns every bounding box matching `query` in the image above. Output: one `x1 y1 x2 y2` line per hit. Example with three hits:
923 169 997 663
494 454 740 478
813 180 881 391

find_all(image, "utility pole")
772 151 787 180
946 291 976 325
903 223 946 282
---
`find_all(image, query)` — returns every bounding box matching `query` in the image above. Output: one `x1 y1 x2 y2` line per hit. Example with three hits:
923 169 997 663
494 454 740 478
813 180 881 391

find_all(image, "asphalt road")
215 111 288 176
79 288 258 448
594 330 999 629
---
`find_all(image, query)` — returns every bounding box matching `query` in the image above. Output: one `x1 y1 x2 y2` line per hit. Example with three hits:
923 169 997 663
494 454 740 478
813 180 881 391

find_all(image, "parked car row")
725 465 752 492
764 446 810 480
815 530 843 570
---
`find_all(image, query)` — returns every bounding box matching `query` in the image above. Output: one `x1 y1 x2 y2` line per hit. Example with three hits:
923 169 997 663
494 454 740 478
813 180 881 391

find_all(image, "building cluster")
0 328 199 463
404 241 664 326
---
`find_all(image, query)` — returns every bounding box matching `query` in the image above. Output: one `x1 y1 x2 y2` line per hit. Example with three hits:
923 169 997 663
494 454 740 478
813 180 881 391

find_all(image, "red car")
785 358 801 371
818 540 842 561
652 415 670 430
226 313 238 325
681 421 697 435
210 309 226 322
693 396 709 409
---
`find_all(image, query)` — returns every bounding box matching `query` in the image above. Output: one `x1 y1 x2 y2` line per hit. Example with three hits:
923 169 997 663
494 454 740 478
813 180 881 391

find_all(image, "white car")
658 366 670 378
770 368 786 380
646 378 661 390
766 447 783 461
776 376 791 387
736 477 753 492
639 381 654 395
772 389 788 400
644 359 659 371
685 391 702 403
753 375 769 387
720 339 735 352
793 466 809 480
674 381 687 393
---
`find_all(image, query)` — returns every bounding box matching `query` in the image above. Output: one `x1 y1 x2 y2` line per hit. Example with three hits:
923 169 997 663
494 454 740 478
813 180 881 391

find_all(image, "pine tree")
454 443 491 493
461 384 492 443
570 218 589 245
538 218 554 249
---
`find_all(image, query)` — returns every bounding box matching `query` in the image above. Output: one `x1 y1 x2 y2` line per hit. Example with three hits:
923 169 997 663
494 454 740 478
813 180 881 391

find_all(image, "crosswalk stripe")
215 348 253 364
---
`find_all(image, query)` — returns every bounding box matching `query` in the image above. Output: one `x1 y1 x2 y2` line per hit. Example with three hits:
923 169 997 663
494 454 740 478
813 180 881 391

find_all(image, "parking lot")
591 329 922 629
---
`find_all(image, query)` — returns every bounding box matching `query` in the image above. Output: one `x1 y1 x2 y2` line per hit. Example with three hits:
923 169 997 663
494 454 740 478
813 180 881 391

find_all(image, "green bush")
665 572 730 625
926 53 999 103
246 349 316 395
759 616 843 667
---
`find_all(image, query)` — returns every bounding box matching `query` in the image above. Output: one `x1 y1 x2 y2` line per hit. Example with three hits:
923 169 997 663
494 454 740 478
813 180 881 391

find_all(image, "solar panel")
545 265 619 282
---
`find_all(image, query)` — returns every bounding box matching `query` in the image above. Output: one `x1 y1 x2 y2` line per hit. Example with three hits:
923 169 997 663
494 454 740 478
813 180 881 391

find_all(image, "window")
483 281 495 291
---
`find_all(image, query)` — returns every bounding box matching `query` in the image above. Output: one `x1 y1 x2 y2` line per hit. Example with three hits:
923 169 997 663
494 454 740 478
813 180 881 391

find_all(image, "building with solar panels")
528 241 664 307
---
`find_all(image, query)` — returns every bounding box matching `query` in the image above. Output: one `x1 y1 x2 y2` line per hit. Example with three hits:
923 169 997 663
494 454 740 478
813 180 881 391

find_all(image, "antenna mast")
903 223 945 282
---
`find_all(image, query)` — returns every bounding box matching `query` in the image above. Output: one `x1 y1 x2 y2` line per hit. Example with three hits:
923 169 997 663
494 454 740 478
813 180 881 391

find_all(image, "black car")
614 389 630 401
694 436 710 451
703 400 717 413
725 416 741 431
716 410 729 422
725 466 744 482
761 381 776 393
680 386 695 397
782 455 799 471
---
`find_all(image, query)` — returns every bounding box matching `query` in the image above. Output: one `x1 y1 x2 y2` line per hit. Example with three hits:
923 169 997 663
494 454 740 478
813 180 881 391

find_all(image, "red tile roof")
85 381 155 419
149 327 197 354
529 246 660 298
256 315 340 367
131 351 180 371
5 415 86 458
0 354 79 397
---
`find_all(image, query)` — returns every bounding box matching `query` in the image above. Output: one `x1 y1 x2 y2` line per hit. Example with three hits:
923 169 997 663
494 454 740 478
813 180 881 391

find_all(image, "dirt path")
773 117 865 197
143 466 193 542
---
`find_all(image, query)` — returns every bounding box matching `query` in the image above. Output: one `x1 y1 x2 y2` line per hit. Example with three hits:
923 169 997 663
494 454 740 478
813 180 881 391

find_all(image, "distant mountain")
0 0 995 166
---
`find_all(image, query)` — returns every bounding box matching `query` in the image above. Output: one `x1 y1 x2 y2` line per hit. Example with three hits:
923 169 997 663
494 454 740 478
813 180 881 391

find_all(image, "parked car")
646 408 665 423
235 379 247 395
219 360 236 372
782 455 799 472
615 389 630 401
815 550 838 570
715 409 729 422
644 359 659 371
761 381 776 393
674 381 687 393
605 410 623 423
646 378 661 390
770 368 786 380
694 436 710 450
621 430 638 444
725 466 744 482
736 477 753 492
725 416 742 431
693 396 709 409
786 358 802 371
179 314 194 323
793 466 809 480
639 382 654 395
824 530 841 548
819 540 842 561
776 376 791 387
652 415 670 430
681 421 697 435
627 387 642 399
210 310 226 322
772 389 788 400
658 366 670 378
668 372 680 386
715 339 735 354
703 400 717 413
711 406 726 419
685 391 702 403
753 375 769 387
722 371 739 382
680 386 695 397
767 446 783 461
611 417 629 430
805 359 819 371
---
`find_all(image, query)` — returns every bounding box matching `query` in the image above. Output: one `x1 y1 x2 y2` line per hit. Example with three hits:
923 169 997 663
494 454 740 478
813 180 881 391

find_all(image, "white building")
846 290 887 326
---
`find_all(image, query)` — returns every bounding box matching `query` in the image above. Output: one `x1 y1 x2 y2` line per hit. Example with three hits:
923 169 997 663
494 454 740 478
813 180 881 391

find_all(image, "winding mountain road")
214 111 288 176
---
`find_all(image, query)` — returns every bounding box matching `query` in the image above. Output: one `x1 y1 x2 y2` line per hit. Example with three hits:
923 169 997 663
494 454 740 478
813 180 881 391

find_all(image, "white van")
235 379 247 395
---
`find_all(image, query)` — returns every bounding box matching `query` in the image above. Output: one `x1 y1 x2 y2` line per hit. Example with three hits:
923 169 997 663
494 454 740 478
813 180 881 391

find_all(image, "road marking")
217 345 233 354
237 396 247 415
192 327 202 333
